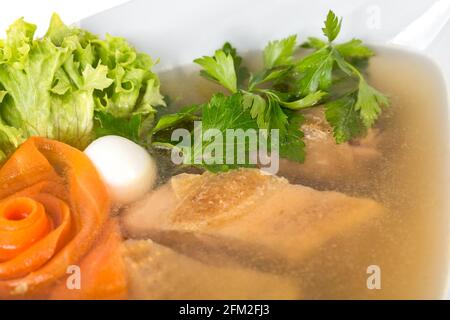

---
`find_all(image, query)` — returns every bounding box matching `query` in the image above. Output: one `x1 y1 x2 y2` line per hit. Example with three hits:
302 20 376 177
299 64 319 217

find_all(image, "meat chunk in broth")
123 239 301 299
122 169 386 263
279 108 382 187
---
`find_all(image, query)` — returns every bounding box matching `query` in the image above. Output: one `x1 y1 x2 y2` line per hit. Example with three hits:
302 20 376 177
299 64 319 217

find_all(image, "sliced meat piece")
279 107 382 186
126 229 301 276
122 169 386 262
123 239 301 300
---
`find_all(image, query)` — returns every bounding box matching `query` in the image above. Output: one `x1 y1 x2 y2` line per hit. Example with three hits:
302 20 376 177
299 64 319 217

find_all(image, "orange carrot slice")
49 219 128 300
0 137 127 299
0 197 52 262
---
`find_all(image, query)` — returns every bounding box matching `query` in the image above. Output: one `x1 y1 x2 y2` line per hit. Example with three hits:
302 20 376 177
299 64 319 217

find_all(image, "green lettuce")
0 14 164 162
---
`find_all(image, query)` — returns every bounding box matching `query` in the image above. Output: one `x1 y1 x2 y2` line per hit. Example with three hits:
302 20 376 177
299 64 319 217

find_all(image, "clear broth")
152 47 450 299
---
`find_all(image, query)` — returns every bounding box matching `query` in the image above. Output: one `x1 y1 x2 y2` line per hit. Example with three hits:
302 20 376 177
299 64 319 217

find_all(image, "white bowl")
81 0 450 299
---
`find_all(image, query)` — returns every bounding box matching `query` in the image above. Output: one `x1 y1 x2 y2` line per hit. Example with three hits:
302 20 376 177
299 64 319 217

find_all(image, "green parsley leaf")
195 50 237 93
301 37 327 50
335 39 374 60
249 65 292 89
280 91 327 110
242 92 268 129
202 93 258 133
279 111 306 163
297 47 335 95
323 10 342 43
267 94 289 137
355 79 389 128
221 42 249 87
153 104 201 133
222 42 242 70
94 111 143 143
325 93 365 144
304 37 373 61
193 93 259 171
263 35 297 69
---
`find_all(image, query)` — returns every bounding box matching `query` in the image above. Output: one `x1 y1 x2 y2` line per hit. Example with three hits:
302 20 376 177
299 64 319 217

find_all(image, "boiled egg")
84 136 157 205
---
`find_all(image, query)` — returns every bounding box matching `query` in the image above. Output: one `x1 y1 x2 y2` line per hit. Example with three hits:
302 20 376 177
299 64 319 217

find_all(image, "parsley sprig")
152 10 389 171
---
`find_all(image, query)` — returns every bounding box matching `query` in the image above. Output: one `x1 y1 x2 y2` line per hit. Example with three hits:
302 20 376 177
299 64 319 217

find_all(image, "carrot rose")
0 137 127 299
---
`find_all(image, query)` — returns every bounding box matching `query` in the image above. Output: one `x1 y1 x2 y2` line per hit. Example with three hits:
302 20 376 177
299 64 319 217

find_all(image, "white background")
0 0 129 36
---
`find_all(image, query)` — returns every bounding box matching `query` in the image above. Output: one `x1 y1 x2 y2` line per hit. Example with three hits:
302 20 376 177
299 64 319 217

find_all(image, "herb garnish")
153 10 389 171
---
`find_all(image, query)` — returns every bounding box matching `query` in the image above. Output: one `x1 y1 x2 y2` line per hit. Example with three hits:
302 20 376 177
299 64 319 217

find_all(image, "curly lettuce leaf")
94 35 165 118
0 23 111 149
0 14 164 160
0 121 24 162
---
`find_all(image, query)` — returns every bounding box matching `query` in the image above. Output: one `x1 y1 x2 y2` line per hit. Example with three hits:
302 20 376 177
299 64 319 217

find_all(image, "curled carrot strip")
0 137 127 299
0 197 52 262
